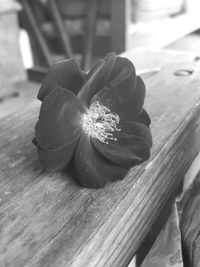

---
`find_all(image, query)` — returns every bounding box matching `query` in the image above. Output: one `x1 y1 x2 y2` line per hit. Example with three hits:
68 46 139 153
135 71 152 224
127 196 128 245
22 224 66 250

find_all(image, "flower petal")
36 139 78 171
35 88 84 151
135 108 151 127
73 134 128 188
107 56 136 84
78 53 117 106
92 121 152 168
91 75 145 121
37 59 86 101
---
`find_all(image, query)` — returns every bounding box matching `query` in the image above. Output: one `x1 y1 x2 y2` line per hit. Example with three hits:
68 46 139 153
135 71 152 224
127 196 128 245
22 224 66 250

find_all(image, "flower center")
82 101 121 144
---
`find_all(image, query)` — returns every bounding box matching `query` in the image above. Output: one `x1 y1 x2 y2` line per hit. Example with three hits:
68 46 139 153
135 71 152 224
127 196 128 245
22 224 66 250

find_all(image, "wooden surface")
0 81 38 119
1 50 200 266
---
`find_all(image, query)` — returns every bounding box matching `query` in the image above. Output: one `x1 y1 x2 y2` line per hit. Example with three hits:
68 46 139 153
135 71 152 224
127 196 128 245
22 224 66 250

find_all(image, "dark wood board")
1 50 200 266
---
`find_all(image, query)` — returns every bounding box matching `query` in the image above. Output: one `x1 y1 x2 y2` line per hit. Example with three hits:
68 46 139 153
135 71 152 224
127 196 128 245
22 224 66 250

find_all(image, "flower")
33 53 152 188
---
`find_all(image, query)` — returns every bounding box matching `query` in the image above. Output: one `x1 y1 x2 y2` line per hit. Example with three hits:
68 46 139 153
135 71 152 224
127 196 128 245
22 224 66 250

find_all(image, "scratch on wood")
4 192 11 195
145 161 153 170
10 135 18 141
8 157 26 167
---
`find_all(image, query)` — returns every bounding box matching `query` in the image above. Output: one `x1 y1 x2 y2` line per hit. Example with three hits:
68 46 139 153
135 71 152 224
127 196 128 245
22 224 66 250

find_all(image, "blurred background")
1 1 200 265
0 0 200 117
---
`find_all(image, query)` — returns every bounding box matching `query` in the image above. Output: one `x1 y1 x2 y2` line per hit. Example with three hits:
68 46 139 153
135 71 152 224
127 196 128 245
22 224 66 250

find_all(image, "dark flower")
33 53 152 188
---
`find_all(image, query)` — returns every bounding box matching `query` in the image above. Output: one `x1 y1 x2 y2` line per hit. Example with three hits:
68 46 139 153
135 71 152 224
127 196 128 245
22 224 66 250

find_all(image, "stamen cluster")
82 101 121 144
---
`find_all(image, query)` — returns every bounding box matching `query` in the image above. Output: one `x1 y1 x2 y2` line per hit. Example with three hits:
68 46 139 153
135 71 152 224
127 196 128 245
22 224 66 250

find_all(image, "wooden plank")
57 0 109 18
110 0 131 53
0 81 38 119
1 50 200 266
27 67 48 83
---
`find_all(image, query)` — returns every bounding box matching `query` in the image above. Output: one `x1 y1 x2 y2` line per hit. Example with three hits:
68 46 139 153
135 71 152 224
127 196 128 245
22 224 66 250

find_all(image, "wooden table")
1 49 200 267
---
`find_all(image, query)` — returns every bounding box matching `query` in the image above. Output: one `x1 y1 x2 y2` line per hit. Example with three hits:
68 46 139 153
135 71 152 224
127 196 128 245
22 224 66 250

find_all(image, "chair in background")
18 0 110 81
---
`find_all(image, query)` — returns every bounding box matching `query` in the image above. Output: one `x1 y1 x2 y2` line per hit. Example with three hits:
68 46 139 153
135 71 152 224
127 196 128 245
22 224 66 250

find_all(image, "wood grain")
1 50 200 266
